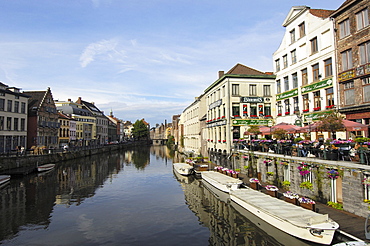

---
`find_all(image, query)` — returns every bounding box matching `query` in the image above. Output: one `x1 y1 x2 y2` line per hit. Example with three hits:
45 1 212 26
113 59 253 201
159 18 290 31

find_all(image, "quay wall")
228 150 370 218
0 141 149 174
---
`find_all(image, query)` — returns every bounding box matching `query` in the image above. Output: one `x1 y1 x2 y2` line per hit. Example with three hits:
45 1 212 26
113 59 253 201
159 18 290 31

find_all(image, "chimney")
218 71 224 78
68 99 71 102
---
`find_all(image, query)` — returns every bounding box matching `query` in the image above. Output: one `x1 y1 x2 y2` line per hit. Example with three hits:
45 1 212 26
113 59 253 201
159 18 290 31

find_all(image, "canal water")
0 146 319 246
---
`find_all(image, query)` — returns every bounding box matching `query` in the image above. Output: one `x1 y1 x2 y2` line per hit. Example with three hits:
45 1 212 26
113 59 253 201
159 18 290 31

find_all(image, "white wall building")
273 6 339 139
204 64 275 155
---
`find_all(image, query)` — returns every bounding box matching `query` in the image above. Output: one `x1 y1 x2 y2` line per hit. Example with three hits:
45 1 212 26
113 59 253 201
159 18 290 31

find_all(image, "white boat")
332 242 369 246
230 188 339 245
37 163 55 172
0 175 10 185
201 171 242 193
173 163 194 176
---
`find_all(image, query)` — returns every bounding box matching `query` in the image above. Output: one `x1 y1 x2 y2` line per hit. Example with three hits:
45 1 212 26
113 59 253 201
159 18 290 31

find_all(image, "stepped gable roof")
76 97 103 115
226 63 266 76
309 9 335 18
24 90 47 110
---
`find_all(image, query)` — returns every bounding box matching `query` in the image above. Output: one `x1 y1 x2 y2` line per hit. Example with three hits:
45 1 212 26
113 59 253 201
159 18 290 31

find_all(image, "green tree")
132 119 149 140
317 111 344 139
247 125 261 139
272 128 288 140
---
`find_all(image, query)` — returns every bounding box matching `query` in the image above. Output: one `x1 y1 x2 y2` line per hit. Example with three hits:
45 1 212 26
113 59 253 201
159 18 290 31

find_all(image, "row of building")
0 84 139 153
173 1 370 156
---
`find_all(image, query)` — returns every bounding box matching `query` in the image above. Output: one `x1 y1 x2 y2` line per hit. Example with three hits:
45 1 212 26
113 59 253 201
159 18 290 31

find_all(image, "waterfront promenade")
235 150 370 243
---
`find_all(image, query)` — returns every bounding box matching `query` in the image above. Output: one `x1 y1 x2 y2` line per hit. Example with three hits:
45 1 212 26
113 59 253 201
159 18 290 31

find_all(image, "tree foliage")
272 128 288 140
247 125 261 135
317 111 345 137
132 120 149 140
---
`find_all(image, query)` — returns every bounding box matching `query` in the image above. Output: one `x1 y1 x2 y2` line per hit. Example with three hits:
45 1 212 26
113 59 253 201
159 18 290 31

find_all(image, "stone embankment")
0 141 149 174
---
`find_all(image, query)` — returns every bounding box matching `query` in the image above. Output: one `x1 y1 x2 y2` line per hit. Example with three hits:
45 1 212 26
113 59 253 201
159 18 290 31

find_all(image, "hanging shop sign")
240 97 264 103
338 69 355 82
301 78 333 94
209 99 222 110
276 88 298 101
232 119 273 126
303 110 333 121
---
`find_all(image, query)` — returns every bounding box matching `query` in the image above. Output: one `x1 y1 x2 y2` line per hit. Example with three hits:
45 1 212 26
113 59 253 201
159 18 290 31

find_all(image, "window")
7 100 12 112
232 104 240 117
0 99 4 111
326 87 334 107
21 102 26 114
341 49 353 71
276 80 281 94
339 19 350 39
312 63 320 81
232 84 239 96
301 68 308 85
356 8 369 30
21 118 25 131
324 58 333 77
249 84 257 96
263 85 271 96
303 94 309 111
284 76 289 91
359 41 370 65
291 49 297 64
299 22 305 38
275 59 280 72
0 116 4 131
313 91 321 109
284 99 290 114
344 81 355 105
264 105 271 116
292 73 298 88
14 101 19 113
293 97 299 112
250 104 257 117
290 29 296 44
363 77 370 102
277 101 282 115
364 174 370 200
13 118 18 131
283 55 288 68
310 37 318 54
6 117 11 130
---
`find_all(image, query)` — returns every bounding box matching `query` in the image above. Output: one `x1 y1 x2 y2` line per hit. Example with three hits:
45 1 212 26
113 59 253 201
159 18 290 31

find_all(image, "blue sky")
0 0 343 126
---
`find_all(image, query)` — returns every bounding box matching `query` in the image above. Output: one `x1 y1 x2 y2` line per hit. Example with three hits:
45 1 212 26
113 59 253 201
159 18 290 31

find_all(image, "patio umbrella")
271 122 302 134
342 120 368 131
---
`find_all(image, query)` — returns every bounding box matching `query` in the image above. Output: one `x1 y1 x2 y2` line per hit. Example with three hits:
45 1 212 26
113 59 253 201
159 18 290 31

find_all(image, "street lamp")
307 117 313 140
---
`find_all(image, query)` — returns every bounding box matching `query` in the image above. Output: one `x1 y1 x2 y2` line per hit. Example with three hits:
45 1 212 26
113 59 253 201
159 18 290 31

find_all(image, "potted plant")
283 191 299 205
299 197 316 211
249 178 260 190
299 181 313 190
265 185 278 197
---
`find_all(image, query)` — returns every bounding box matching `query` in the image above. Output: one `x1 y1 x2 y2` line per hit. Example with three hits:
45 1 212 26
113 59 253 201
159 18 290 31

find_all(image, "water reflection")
175 174 317 246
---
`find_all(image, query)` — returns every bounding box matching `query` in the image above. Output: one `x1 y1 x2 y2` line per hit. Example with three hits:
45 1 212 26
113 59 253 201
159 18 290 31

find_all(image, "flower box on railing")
326 105 335 109
249 178 260 190
218 140 221 142
250 115 258 118
302 109 309 113
265 115 272 118
299 197 316 211
313 107 321 111
277 113 282 116
221 116 225 118
222 140 226 143
285 112 290 115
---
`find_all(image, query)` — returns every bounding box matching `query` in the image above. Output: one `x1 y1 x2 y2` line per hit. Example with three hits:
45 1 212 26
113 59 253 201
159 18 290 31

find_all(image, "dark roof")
226 63 267 76
330 0 359 17
23 91 47 110
309 9 335 18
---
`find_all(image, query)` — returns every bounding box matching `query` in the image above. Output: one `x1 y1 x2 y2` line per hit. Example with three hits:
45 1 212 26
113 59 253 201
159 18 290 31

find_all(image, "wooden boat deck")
231 188 337 229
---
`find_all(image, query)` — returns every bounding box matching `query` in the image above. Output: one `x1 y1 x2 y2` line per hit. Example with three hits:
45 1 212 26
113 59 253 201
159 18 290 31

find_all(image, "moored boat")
37 163 55 172
173 163 194 176
0 175 10 185
201 171 242 193
230 188 339 245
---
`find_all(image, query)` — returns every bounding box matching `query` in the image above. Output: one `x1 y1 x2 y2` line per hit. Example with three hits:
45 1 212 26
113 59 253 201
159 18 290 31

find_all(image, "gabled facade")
24 87 59 148
57 112 77 148
273 6 337 138
205 64 275 155
76 97 108 145
123 121 133 140
0 82 29 153
331 0 370 137
54 99 95 146
106 110 124 142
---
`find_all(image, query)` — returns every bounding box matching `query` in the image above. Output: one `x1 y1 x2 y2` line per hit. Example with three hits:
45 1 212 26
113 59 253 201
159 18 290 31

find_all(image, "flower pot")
284 197 298 205
250 182 259 190
300 202 315 211
232 173 239 178
267 190 277 197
